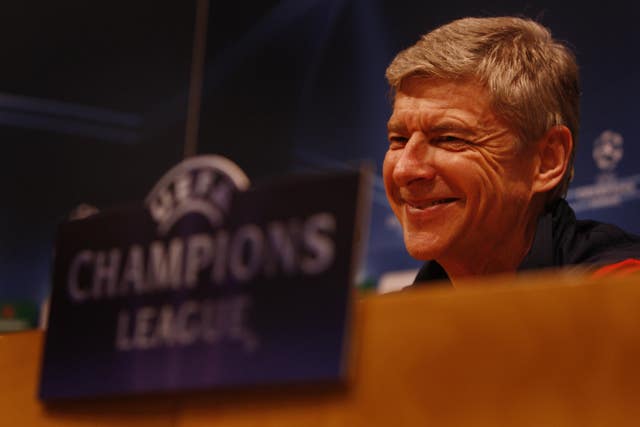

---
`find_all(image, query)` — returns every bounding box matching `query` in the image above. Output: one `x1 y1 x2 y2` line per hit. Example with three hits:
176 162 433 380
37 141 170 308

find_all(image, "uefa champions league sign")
40 155 369 400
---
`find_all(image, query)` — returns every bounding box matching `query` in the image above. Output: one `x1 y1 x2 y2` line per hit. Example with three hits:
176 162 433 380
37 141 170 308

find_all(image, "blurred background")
2 0 640 329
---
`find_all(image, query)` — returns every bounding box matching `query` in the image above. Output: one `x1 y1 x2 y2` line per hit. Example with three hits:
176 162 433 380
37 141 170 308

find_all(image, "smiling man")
383 16 640 286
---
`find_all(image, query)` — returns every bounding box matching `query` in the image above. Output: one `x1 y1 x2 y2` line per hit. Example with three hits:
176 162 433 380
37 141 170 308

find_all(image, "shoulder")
548 199 640 267
569 218 640 266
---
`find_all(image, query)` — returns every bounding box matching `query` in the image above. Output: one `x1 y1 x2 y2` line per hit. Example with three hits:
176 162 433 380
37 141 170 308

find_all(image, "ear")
531 125 573 195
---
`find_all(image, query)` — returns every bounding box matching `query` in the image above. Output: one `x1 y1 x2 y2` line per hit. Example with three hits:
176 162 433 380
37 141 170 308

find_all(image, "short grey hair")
386 16 580 200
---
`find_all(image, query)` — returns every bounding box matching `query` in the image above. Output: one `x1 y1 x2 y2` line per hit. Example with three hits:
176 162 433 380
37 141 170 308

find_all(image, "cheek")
437 152 495 192
382 152 404 220
466 151 509 185
459 153 534 211
382 152 396 190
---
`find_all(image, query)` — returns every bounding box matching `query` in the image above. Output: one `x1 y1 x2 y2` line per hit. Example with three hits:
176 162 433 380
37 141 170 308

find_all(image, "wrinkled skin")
383 77 542 280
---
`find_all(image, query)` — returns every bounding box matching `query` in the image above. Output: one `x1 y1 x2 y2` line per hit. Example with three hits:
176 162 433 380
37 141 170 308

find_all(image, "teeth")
407 198 457 209
409 197 458 209
429 198 455 206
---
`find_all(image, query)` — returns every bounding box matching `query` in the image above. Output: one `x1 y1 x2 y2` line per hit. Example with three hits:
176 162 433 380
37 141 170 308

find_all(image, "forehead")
388 77 499 130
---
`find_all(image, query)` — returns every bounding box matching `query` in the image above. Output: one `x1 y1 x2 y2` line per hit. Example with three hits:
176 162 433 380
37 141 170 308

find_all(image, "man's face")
383 77 538 268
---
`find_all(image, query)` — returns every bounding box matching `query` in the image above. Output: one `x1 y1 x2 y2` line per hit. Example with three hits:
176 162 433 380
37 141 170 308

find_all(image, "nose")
392 134 437 187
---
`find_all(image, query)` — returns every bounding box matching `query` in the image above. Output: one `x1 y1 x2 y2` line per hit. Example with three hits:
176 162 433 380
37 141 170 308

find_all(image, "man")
383 16 640 286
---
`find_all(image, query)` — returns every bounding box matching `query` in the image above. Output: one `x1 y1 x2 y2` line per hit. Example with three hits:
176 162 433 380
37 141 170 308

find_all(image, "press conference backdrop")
2 1 640 320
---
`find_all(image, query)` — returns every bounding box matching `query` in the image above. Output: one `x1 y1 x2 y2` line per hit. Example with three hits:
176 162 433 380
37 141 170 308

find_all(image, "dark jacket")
413 199 640 285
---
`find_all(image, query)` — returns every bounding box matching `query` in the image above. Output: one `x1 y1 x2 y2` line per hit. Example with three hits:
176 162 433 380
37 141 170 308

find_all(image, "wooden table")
3 270 640 426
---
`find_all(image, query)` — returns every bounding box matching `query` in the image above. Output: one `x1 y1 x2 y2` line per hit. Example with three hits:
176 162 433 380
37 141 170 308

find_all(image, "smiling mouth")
407 198 460 209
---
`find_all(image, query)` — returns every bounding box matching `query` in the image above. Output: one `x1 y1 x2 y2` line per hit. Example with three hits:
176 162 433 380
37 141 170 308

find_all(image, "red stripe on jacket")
591 259 640 278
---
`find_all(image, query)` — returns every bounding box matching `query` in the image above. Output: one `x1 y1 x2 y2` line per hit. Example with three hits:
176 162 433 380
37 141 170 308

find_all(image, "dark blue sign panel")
40 157 369 400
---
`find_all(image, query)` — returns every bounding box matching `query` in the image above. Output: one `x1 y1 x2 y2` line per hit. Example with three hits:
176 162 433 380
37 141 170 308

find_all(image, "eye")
388 135 408 149
433 135 475 150
435 135 464 143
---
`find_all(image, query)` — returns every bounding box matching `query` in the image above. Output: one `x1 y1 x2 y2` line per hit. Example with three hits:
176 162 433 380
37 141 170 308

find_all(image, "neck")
439 206 542 287
441 242 532 287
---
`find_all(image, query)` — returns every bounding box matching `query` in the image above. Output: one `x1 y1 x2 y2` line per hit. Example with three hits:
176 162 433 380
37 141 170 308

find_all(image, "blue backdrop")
2 0 640 309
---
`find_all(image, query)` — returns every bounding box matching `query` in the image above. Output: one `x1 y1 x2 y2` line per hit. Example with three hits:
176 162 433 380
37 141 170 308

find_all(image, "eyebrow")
386 119 406 134
386 120 479 138
428 123 478 137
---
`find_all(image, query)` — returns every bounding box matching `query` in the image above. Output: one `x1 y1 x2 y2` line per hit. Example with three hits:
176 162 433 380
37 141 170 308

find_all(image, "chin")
402 227 453 261
404 242 443 262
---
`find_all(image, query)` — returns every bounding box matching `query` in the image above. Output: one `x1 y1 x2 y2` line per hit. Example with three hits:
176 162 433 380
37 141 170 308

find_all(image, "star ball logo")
146 155 250 235
567 130 640 212
593 130 623 172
